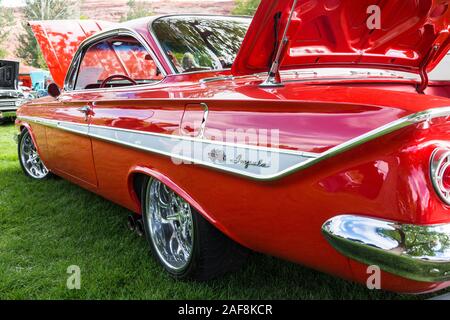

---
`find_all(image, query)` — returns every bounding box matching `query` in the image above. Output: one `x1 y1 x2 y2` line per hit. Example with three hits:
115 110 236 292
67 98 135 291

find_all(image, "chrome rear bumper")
322 215 450 282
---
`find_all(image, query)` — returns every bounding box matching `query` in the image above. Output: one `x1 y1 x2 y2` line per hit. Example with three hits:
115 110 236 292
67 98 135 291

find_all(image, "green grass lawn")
0 123 447 300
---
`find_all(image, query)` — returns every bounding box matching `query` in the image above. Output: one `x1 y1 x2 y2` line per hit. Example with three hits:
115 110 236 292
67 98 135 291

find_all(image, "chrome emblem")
208 148 270 169
208 148 226 163
232 154 270 169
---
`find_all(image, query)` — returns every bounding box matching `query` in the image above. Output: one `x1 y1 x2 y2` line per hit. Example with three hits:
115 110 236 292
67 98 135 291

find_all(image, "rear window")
152 16 250 73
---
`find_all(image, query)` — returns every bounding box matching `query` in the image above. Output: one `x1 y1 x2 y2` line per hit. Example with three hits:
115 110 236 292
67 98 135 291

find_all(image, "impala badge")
232 154 271 169
208 148 271 169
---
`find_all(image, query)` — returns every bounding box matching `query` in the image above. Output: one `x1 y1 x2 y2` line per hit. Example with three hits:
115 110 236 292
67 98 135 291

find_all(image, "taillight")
430 148 450 205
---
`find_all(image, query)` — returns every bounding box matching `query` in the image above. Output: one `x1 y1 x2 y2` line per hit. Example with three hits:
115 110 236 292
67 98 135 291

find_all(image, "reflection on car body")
15 0 450 293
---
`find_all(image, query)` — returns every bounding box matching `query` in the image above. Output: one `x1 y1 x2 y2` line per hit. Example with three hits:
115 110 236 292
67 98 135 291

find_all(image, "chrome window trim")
148 14 252 75
63 27 167 93
17 106 450 180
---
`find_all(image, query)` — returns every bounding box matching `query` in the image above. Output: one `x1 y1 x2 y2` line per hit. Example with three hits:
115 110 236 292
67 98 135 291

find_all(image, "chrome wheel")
20 130 49 179
146 179 194 271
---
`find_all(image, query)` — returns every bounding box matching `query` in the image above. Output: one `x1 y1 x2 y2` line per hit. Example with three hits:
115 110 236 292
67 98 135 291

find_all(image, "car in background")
0 60 27 124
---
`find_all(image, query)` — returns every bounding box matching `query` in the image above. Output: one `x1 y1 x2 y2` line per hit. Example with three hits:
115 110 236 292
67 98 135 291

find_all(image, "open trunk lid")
232 0 450 76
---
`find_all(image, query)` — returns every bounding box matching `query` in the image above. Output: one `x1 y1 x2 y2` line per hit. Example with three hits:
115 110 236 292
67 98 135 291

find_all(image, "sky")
2 0 26 7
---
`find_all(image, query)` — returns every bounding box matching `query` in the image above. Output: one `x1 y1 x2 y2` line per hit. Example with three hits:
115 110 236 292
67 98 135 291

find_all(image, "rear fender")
126 165 238 243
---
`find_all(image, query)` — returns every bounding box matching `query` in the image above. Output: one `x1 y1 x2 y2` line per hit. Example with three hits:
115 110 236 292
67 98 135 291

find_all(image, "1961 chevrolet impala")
15 0 450 293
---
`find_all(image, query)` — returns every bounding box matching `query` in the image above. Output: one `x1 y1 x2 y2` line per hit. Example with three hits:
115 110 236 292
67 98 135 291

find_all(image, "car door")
45 93 98 187
66 32 182 202
27 20 115 188
46 31 165 188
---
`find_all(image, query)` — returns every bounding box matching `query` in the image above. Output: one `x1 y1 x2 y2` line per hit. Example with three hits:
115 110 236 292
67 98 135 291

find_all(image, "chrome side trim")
17 106 450 180
88 124 313 179
19 115 315 157
271 106 450 179
322 215 450 282
19 117 88 134
18 115 316 180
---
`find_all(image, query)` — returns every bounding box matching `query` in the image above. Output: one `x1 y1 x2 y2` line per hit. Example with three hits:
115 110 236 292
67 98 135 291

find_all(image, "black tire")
18 128 52 180
141 176 248 281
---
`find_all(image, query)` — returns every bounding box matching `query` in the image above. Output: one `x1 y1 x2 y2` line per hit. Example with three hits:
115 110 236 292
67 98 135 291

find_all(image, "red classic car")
15 0 450 294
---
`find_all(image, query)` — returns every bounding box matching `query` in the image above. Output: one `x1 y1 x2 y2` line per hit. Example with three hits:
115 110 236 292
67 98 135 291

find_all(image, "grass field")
0 123 447 300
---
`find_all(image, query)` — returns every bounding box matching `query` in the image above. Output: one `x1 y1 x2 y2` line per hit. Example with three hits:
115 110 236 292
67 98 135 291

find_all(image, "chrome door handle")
77 106 92 114
77 106 93 121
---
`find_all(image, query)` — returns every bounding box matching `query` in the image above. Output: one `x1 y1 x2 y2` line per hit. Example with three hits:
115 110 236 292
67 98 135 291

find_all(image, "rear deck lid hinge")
416 44 440 94
260 0 298 88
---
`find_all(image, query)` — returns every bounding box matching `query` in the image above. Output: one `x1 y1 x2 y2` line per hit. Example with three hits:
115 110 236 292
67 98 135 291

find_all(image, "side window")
74 35 163 90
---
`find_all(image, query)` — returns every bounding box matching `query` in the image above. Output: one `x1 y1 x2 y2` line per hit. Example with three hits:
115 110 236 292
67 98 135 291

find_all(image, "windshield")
152 16 251 74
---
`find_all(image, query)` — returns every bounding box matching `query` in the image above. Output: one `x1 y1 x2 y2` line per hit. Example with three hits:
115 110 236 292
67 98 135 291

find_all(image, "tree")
232 0 261 16
16 0 76 69
120 0 152 22
0 0 15 58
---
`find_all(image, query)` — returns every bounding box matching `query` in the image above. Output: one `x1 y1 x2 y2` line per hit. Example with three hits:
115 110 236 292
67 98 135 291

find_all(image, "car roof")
119 14 252 30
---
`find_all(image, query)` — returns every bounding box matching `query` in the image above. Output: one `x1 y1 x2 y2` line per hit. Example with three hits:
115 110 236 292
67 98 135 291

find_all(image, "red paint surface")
18 13 450 294
18 75 32 88
233 0 450 76
29 20 116 87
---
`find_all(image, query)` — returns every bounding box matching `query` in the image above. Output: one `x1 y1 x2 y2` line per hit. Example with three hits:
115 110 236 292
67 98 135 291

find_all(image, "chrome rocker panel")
322 215 450 282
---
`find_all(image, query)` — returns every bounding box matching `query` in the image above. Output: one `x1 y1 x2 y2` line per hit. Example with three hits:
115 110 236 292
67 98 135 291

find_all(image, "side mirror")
47 83 61 98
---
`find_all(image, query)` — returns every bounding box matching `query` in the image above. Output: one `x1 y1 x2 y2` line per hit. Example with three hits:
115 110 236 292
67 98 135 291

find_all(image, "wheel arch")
126 165 235 242
17 121 42 156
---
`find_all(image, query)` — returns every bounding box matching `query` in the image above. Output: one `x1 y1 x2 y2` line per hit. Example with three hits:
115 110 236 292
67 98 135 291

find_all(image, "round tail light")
430 148 450 205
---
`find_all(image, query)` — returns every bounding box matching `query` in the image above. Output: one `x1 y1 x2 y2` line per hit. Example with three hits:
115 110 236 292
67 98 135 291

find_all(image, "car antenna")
260 0 298 88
